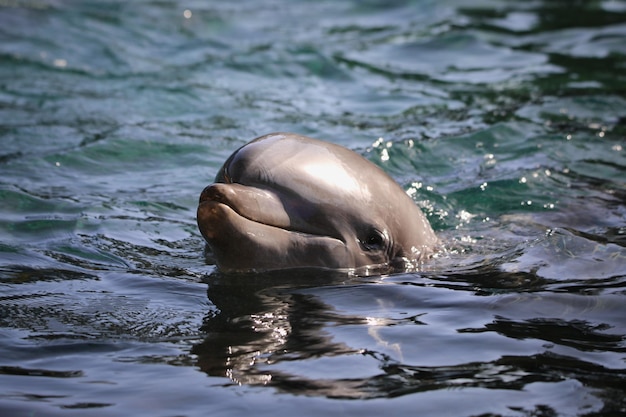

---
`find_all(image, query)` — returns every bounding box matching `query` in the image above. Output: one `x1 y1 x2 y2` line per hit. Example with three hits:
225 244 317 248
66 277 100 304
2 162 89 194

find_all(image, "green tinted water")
1 1 625 416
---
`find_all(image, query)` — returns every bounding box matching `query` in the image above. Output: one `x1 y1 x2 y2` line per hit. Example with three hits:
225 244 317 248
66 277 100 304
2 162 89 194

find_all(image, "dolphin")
197 132 437 275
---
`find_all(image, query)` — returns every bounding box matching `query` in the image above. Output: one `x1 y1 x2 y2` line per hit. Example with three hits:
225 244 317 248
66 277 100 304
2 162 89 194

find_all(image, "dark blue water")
1 1 625 416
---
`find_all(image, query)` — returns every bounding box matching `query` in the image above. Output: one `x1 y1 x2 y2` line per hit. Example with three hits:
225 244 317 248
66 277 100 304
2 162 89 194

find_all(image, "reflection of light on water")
406 181 440 221
226 367 272 386
372 137 393 162
456 210 476 229
365 313 403 361
460 235 477 244
406 181 435 195
483 153 496 168
223 311 291 386
251 312 290 340
365 316 384 326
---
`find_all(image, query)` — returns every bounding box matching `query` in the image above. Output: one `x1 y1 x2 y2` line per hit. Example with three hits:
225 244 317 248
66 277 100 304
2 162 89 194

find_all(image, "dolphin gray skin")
197 132 437 275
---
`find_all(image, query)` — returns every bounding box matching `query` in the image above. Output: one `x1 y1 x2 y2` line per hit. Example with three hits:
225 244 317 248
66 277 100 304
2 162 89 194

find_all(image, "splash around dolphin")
197 132 438 275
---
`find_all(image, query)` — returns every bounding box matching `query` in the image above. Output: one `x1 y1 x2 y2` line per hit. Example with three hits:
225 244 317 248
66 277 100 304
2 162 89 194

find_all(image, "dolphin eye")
361 228 386 251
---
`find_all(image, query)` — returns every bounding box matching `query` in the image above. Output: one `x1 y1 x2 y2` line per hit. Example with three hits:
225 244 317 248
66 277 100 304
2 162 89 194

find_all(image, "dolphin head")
197 133 437 275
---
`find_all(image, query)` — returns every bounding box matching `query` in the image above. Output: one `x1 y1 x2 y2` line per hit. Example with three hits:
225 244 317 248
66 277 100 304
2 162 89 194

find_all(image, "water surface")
1 0 625 416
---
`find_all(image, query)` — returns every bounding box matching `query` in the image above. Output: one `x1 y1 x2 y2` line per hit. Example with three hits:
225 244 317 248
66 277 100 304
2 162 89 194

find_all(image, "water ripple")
1 0 625 415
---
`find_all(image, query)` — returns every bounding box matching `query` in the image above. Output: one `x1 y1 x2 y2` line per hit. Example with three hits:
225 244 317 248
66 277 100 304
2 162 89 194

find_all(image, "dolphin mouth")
197 192 350 272
197 183 345 245
199 183 297 234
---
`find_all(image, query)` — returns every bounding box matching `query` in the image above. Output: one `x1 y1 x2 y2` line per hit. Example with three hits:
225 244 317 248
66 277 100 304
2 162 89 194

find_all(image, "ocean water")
1 0 625 416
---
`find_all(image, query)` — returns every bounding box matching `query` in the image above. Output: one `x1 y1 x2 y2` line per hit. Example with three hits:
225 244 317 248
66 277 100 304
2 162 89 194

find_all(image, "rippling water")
1 0 625 416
